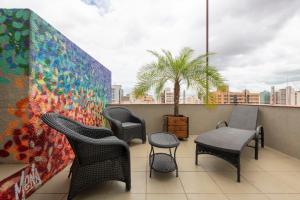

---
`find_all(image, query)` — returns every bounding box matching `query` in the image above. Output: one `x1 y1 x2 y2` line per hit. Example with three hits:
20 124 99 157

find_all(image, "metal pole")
119 88 121 104
205 0 209 104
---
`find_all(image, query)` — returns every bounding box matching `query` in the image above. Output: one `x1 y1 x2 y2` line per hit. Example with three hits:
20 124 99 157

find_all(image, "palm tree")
133 47 224 116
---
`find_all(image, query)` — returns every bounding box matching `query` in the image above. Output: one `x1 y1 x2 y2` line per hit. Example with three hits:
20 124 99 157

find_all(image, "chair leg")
68 170 72 178
126 182 131 191
255 137 259 160
67 194 72 200
143 131 147 144
68 161 75 178
260 127 265 148
237 162 240 182
195 145 199 165
236 154 241 182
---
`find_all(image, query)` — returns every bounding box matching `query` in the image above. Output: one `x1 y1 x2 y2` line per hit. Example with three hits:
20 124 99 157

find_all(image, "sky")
2 0 300 94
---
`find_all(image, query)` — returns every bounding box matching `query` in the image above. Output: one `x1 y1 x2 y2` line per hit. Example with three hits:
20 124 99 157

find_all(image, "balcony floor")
28 136 300 200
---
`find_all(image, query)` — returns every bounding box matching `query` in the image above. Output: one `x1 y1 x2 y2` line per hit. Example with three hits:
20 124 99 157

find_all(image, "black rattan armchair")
41 113 131 200
103 107 146 143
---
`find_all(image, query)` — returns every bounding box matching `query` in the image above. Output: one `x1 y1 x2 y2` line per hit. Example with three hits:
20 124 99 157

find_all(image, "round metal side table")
148 132 180 177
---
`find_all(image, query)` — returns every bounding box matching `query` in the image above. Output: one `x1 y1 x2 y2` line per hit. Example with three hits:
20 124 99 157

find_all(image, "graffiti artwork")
0 9 111 200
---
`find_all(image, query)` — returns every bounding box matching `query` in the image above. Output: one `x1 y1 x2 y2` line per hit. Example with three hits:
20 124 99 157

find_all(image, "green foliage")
133 47 224 106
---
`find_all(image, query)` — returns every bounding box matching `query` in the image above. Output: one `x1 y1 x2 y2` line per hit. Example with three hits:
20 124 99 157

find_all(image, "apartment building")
160 88 174 104
111 85 123 104
212 88 260 104
260 91 271 104
271 86 297 106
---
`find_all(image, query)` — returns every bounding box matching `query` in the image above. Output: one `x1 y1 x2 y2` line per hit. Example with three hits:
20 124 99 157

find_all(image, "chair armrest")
256 125 263 137
130 114 144 124
104 114 122 127
76 136 130 165
102 113 124 138
130 114 146 142
81 125 113 139
216 120 228 129
80 135 129 150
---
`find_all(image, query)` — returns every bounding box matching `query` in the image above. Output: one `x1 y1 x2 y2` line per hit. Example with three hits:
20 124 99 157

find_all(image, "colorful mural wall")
0 9 111 199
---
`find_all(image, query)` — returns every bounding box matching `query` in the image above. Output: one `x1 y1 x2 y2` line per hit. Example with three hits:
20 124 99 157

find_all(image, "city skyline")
115 82 300 97
111 84 300 106
2 0 300 93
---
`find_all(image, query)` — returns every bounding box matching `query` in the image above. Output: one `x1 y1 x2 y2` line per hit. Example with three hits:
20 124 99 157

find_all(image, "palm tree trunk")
174 80 180 116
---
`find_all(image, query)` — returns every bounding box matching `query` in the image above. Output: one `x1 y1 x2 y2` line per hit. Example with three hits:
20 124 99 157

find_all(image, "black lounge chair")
195 105 264 182
41 113 131 200
103 107 146 143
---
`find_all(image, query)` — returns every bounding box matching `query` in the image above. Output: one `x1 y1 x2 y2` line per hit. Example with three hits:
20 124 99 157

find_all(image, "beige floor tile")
208 172 261 194
266 194 300 200
147 194 187 200
187 194 228 200
73 181 128 198
131 172 147 193
146 172 184 193
180 172 222 194
240 158 263 171
130 142 148 157
255 157 300 171
264 147 296 159
226 194 269 200
269 172 300 192
177 157 205 172
177 139 191 147
35 171 70 194
98 172 146 194
242 147 289 160
73 172 146 198
176 145 195 157
265 147 295 159
131 157 148 171
242 171 298 193
0 164 27 180
28 194 66 200
74 193 145 200
196 156 235 172
62 163 72 172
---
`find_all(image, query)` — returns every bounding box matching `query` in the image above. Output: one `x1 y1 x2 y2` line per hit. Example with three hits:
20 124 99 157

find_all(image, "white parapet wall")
108 104 300 159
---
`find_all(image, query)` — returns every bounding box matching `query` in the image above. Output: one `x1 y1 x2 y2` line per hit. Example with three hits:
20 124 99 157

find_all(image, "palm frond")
133 47 225 107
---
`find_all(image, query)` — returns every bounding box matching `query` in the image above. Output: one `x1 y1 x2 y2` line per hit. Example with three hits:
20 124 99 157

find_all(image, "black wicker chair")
41 113 131 200
103 107 146 143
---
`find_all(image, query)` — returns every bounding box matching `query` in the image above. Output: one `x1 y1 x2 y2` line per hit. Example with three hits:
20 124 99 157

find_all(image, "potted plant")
133 47 224 139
